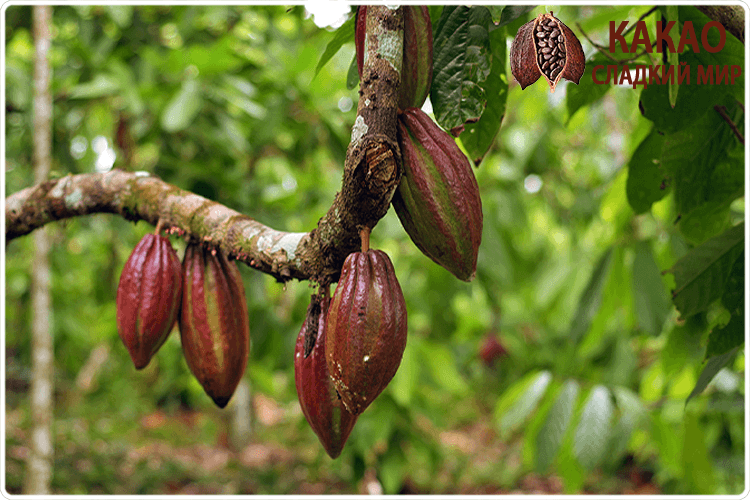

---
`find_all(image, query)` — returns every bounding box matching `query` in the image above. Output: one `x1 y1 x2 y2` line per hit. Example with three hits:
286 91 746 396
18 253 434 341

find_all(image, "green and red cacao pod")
116 233 182 370
294 294 358 459
393 107 483 281
325 249 407 416
355 5 433 110
179 243 250 409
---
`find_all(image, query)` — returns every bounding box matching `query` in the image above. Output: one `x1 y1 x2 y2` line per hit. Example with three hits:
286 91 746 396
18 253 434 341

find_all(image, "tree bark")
25 5 54 495
5 7 405 289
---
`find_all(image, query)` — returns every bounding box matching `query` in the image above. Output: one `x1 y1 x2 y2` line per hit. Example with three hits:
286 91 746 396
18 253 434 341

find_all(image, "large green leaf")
495 370 552 438
604 386 648 466
314 13 355 78
161 79 202 133
430 5 492 131
535 380 579 472
489 5 536 28
639 52 726 134
660 97 742 224
458 25 507 166
669 222 745 319
568 248 614 344
632 242 672 335
679 5 745 103
573 385 614 470
625 127 667 214
686 346 742 406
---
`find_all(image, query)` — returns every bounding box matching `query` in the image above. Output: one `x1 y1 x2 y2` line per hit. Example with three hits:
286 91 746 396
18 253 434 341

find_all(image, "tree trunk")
25 5 54 495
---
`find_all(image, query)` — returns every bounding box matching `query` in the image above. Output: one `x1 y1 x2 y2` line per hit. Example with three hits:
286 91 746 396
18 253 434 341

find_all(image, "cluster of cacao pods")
116 232 250 409
355 5 484 282
294 234 407 458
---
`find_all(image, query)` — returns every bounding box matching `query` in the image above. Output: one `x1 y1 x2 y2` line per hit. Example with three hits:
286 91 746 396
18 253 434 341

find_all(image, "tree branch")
5 6 405 288
697 5 745 44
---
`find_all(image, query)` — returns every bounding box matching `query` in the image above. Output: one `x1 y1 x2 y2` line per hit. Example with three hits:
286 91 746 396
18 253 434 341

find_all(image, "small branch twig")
714 105 745 144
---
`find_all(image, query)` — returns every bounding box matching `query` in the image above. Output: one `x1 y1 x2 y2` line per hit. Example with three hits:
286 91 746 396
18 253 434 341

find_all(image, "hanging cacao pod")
355 6 433 110
510 12 585 93
116 233 182 370
295 293 358 458
393 107 483 281
325 249 407 416
180 243 250 408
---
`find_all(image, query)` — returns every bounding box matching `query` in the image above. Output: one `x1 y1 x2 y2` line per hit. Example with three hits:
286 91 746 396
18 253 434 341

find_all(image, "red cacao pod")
355 6 433 110
510 12 585 93
393 107 483 281
116 233 182 370
180 243 250 408
325 249 407 416
295 294 358 458
479 333 507 367
399 6 433 110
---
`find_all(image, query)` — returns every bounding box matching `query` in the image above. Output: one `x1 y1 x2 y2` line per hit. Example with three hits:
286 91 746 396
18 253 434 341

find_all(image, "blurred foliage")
4 4 745 495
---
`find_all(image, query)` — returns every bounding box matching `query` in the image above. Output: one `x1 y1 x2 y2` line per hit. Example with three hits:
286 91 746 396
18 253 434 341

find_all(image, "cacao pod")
180 243 250 408
393 107 483 281
510 12 585 93
116 233 182 370
295 294 358 459
326 249 407 416
355 6 433 110
478 333 507 367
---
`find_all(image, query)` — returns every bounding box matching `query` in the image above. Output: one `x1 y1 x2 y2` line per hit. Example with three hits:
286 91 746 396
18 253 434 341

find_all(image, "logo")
510 12 586 93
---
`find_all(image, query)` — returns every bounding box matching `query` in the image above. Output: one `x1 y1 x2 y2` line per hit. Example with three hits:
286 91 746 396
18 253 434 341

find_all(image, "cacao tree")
4 4 745 494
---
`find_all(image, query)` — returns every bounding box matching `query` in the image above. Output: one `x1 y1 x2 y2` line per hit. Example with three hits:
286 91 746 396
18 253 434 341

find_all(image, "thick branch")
5 7 406 287
697 5 745 43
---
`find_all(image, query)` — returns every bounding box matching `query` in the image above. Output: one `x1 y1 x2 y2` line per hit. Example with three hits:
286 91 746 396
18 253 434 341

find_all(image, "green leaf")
705 313 745 360
346 53 359 90
686 346 741 405
662 315 706 378
573 385 614 470
639 52 725 134
669 222 745 319
568 248 614 344
459 25 507 166
665 6 679 108
632 242 672 335
605 386 648 464
682 412 717 493
491 5 536 28
679 6 745 103
495 370 552 439
430 5 492 131
69 73 120 99
535 380 579 473
566 58 612 122
314 14 355 78
161 80 202 133
660 97 742 223
625 127 667 214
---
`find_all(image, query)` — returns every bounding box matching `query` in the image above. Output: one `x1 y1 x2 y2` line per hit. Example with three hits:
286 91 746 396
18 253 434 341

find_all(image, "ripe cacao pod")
295 294 358 459
116 233 182 370
326 249 407 416
180 243 250 408
479 333 507 367
355 6 433 110
393 107 483 281
510 12 585 93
